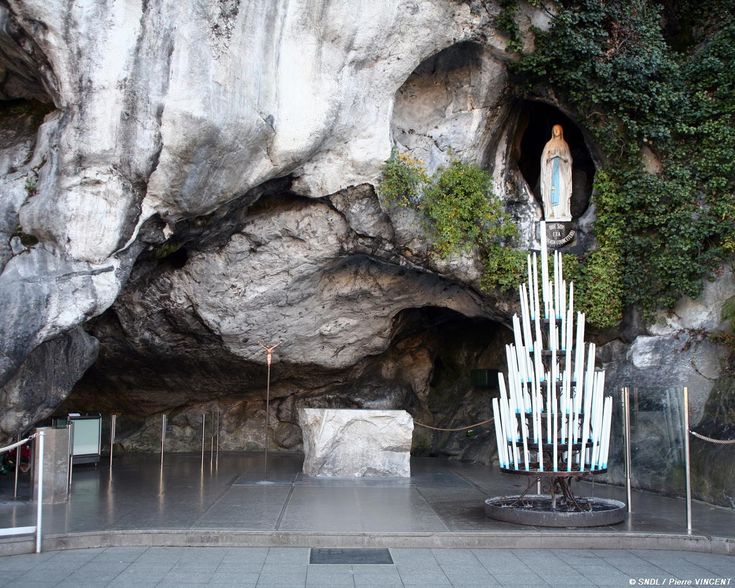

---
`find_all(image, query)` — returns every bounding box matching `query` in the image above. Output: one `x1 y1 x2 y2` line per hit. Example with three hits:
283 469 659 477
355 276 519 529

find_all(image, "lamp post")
259 342 280 476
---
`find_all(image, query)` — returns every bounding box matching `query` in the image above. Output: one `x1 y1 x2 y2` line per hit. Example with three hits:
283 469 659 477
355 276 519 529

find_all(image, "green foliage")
480 242 526 293
511 2 735 325
424 162 500 254
154 240 183 260
378 156 524 292
12 225 38 248
723 296 735 330
425 161 525 292
24 176 37 197
377 151 428 207
495 0 523 54
575 171 625 328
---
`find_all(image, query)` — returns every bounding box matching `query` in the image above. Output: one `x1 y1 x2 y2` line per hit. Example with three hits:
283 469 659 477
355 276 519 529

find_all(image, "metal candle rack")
486 221 624 526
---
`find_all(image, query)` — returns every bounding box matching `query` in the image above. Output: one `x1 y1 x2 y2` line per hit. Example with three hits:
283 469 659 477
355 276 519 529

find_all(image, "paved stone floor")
2 452 734 539
0 545 733 587
1 449 734 588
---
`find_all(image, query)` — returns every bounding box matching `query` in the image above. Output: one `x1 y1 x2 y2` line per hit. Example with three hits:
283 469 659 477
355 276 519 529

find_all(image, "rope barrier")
0 433 37 455
690 430 735 445
413 418 494 432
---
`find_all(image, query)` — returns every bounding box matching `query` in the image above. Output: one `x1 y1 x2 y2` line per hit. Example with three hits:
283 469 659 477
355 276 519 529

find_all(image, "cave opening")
515 100 596 219
389 306 512 461
160 245 189 269
391 40 504 174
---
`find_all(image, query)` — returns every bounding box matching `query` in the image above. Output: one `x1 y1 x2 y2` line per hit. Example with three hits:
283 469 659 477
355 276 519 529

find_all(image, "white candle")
534 338 544 385
540 222 549 317
513 315 524 365
526 255 533 317
560 286 566 351
530 371 538 444
537 431 544 472
569 280 574 314
499 374 518 470
566 384 574 472
546 372 552 444
590 372 604 468
559 249 564 283
532 252 539 321
534 307 543 360
521 408 530 472
492 398 507 468
548 304 556 353
555 251 561 317
552 389 558 472
581 343 596 445
521 285 533 353
509 416 518 470
574 312 586 420
599 394 613 469
560 369 567 445
505 346 519 419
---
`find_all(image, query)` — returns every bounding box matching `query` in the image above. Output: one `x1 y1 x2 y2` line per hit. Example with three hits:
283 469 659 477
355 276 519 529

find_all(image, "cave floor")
0 453 733 554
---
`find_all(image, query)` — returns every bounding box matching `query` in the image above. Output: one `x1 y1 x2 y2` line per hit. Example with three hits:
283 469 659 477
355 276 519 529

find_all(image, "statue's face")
552 125 562 137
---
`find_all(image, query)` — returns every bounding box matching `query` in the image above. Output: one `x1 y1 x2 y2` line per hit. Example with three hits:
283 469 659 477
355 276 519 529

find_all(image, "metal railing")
620 386 735 535
0 430 44 552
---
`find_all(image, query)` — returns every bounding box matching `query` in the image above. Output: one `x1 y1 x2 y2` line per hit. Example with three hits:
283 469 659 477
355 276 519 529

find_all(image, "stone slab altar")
298 409 413 477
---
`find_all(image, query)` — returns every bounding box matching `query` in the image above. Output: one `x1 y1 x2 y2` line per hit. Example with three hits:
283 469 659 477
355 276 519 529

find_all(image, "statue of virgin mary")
540 124 573 221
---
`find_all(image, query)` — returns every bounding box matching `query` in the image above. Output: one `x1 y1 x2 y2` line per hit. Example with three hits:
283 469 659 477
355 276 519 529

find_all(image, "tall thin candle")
540 222 549 317
532 252 539 321
492 399 507 468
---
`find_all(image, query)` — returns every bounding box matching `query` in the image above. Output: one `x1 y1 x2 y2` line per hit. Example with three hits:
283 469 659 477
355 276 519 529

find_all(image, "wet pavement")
0 452 733 552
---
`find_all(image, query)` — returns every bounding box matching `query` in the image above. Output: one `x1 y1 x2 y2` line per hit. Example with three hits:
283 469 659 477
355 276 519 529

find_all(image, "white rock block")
299 408 413 477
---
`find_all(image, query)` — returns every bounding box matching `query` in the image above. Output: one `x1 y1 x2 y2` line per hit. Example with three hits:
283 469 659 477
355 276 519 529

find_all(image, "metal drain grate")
310 548 393 565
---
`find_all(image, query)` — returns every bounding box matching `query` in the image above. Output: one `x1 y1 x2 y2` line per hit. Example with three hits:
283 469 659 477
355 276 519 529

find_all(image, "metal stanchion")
200 413 206 469
160 414 167 471
67 422 73 489
623 386 632 513
13 435 20 499
109 414 117 472
215 409 220 470
210 411 214 470
683 386 692 533
35 430 45 553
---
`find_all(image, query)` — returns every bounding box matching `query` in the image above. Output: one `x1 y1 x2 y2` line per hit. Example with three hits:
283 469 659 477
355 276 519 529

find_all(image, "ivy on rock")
378 156 525 293
511 1 735 326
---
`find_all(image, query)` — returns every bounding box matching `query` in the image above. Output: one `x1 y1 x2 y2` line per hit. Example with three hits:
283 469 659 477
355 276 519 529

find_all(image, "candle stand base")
485 471 625 527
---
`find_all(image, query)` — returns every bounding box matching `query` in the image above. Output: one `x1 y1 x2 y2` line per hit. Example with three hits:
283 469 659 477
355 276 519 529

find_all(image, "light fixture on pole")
259 341 280 475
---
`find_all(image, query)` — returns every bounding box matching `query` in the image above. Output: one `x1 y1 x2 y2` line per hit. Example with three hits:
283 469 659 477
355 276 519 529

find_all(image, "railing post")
201 413 206 469
109 414 117 472
13 434 20 499
623 387 632 513
36 430 45 553
215 409 220 470
210 410 214 469
160 414 166 472
683 386 692 533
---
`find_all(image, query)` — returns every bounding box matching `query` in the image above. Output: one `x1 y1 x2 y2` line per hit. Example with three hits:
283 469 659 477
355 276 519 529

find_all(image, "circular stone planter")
485 494 626 528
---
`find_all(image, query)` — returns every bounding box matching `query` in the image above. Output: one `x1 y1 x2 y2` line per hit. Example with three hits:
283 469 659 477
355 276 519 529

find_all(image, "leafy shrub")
379 156 525 292
377 151 428 207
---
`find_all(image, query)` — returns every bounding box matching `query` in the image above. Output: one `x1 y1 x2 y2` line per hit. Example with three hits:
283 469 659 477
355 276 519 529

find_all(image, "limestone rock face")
0 327 98 439
601 266 735 425
0 0 547 438
299 408 413 477
0 0 731 514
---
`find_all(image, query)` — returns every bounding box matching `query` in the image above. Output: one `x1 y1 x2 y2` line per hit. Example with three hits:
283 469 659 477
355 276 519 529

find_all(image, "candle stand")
485 222 625 527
